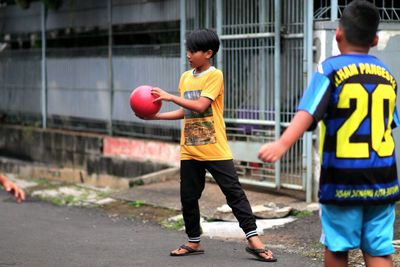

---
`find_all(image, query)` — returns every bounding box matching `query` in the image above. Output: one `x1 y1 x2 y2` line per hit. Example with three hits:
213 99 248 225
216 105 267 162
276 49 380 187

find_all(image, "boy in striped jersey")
258 1 399 266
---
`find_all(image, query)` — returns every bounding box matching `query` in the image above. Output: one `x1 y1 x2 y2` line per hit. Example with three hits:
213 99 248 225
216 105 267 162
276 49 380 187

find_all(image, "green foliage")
34 177 52 187
161 217 185 231
63 195 75 204
290 209 314 218
128 200 145 207
40 195 64 206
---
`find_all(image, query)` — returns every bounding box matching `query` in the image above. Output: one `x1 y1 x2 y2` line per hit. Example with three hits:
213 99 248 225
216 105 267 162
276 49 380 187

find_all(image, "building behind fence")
0 0 399 201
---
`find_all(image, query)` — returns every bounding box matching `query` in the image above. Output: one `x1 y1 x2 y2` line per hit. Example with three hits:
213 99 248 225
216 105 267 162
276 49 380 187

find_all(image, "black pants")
180 160 257 240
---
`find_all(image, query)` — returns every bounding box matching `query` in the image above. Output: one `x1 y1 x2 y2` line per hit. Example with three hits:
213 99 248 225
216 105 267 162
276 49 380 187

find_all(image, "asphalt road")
0 191 323 267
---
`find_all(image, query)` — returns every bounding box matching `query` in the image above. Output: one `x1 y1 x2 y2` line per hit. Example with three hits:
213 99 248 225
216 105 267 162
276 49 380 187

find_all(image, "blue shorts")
320 203 395 256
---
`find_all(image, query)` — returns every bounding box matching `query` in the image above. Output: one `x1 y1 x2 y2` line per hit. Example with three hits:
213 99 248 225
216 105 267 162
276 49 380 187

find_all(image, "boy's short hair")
186 29 220 58
339 0 380 47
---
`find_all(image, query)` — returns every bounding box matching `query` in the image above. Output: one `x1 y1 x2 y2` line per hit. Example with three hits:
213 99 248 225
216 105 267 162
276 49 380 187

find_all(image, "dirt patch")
101 200 180 224
262 211 323 260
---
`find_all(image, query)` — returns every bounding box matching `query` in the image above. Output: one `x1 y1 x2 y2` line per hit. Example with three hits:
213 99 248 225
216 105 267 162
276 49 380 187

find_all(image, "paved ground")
5 173 400 266
0 190 323 267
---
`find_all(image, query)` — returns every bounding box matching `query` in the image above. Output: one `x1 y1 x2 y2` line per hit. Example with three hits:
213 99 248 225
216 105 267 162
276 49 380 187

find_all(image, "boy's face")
186 49 213 70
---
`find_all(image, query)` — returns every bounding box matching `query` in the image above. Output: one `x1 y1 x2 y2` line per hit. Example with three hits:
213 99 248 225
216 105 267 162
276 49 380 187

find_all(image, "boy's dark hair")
339 0 380 47
186 29 220 58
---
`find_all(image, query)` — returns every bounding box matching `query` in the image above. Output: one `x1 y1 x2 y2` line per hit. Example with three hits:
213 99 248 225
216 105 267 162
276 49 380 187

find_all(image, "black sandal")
245 246 277 262
170 244 205 256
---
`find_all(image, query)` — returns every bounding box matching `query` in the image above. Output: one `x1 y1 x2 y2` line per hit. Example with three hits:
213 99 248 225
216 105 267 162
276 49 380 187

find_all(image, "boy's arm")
0 174 25 203
137 108 184 120
258 111 314 163
151 87 212 114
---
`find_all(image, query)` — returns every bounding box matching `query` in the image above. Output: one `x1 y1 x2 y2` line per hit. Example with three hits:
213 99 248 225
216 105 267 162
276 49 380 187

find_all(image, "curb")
128 167 179 187
0 156 178 189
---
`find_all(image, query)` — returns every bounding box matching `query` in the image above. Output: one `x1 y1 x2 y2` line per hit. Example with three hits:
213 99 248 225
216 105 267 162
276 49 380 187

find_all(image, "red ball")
130 85 162 117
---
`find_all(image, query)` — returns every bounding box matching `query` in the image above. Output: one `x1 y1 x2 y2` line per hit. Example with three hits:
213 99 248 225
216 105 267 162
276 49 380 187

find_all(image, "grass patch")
33 177 53 187
39 196 65 206
37 194 77 206
161 216 185 231
63 195 76 204
290 209 314 218
128 200 146 207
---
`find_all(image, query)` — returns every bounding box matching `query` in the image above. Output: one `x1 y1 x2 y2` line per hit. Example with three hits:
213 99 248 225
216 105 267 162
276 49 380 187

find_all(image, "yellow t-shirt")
179 67 233 161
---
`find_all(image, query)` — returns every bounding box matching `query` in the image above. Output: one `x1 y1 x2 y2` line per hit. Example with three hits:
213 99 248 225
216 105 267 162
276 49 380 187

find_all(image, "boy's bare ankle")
187 242 201 249
247 236 264 248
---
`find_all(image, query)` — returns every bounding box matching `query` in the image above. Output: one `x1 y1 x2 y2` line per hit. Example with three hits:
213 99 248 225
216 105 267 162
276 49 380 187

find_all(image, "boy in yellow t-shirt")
137 29 276 262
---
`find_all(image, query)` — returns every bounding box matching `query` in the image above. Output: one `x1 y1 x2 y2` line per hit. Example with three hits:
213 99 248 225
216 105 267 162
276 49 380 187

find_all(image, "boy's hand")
258 141 286 163
135 113 158 120
2 179 25 203
151 87 174 102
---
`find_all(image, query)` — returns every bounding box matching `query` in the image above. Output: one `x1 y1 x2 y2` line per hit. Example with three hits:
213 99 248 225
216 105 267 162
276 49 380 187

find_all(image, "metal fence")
0 50 42 118
0 0 313 198
314 0 400 21
0 45 182 138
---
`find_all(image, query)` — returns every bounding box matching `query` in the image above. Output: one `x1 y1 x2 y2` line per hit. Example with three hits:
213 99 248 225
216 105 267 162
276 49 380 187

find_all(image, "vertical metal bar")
205 0 210 28
41 3 47 129
274 0 281 189
107 0 114 135
193 0 197 29
304 0 313 203
302 0 307 191
234 40 238 115
259 0 266 121
180 0 186 74
216 0 222 69
331 0 338 21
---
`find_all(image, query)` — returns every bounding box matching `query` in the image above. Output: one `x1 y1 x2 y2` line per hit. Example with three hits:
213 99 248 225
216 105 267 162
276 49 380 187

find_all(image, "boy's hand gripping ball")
130 85 162 117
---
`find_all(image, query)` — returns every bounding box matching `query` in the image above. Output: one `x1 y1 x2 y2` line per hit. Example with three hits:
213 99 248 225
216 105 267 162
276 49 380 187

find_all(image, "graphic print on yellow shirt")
179 67 233 161
183 89 216 146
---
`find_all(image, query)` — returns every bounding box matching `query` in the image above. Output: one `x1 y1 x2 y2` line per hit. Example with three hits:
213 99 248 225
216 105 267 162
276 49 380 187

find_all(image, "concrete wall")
0 125 174 180
0 125 102 166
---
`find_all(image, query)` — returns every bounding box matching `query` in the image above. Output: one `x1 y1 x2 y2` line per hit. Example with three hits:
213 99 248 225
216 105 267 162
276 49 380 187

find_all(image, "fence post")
107 0 114 136
274 0 281 189
259 0 266 121
180 0 186 74
304 0 314 203
331 0 338 21
205 0 210 29
41 3 47 129
216 0 222 69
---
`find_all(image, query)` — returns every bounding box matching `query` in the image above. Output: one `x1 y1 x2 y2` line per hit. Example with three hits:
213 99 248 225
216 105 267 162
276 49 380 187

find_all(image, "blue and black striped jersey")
298 54 400 205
